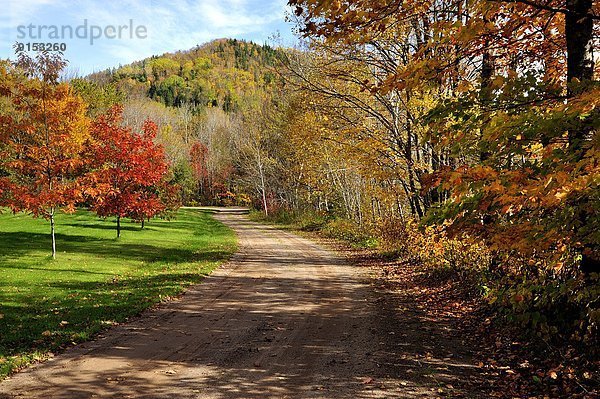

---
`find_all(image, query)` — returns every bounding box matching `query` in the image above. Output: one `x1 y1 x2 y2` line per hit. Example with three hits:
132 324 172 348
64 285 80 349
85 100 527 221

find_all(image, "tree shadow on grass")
0 264 113 275
0 270 219 359
63 218 223 235
63 223 143 232
0 232 101 259
0 231 231 265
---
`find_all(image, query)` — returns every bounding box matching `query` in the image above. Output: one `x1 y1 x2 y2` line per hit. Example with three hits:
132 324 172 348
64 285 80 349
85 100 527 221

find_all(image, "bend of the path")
0 211 481 399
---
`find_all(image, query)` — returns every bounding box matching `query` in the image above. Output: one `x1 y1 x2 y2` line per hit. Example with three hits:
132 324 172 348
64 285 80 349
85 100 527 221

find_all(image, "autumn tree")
282 28 445 220
190 141 210 199
281 1 600 358
86 106 172 237
232 96 285 215
290 0 600 271
0 51 89 258
193 107 239 205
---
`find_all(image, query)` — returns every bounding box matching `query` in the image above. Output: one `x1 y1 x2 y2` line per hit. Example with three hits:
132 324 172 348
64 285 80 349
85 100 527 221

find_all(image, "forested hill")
69 39 289 209
88 39 282 111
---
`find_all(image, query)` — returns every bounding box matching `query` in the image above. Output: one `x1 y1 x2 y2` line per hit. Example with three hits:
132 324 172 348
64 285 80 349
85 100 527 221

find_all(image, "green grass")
0 208 236 378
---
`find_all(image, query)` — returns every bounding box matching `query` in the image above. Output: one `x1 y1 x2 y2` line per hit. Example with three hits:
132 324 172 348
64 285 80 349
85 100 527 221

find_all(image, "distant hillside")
88 39 285 111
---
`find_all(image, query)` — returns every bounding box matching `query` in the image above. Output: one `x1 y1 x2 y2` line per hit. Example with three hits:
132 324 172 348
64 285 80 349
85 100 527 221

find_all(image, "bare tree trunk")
50 207 56 260
261 187 269 216
259 160 268 216
117 215 121 238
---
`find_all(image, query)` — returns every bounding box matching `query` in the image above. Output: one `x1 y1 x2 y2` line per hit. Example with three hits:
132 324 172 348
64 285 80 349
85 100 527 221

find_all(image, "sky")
1 0 298 74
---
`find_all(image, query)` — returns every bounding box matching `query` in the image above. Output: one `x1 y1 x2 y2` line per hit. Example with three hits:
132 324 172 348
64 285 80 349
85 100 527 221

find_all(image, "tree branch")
490 0 600 20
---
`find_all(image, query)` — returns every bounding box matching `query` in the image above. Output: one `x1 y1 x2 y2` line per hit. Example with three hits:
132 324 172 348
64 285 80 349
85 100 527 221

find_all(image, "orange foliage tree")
0 51 89 258
290 0 600 272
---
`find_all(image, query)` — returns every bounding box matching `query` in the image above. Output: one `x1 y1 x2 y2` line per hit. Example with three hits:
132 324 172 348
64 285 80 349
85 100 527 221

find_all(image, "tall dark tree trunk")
405 121 424 218
565 0 597 273
566 0 594 85
479 11 495 162
566 0 595 151
480 50 494 100
117 216 121 238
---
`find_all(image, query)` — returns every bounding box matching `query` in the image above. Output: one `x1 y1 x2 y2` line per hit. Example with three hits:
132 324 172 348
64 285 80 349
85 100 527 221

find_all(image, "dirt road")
0 212 480 398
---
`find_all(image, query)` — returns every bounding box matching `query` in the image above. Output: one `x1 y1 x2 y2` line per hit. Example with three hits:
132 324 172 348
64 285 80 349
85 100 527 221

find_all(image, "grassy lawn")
0 208 236 378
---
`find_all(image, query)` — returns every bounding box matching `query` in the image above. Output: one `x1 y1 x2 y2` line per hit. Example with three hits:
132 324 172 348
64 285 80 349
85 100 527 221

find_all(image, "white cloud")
93 0 287 64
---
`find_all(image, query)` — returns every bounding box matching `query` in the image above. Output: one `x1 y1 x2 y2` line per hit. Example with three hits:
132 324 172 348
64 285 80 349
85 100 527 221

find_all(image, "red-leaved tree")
86 106 173 237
